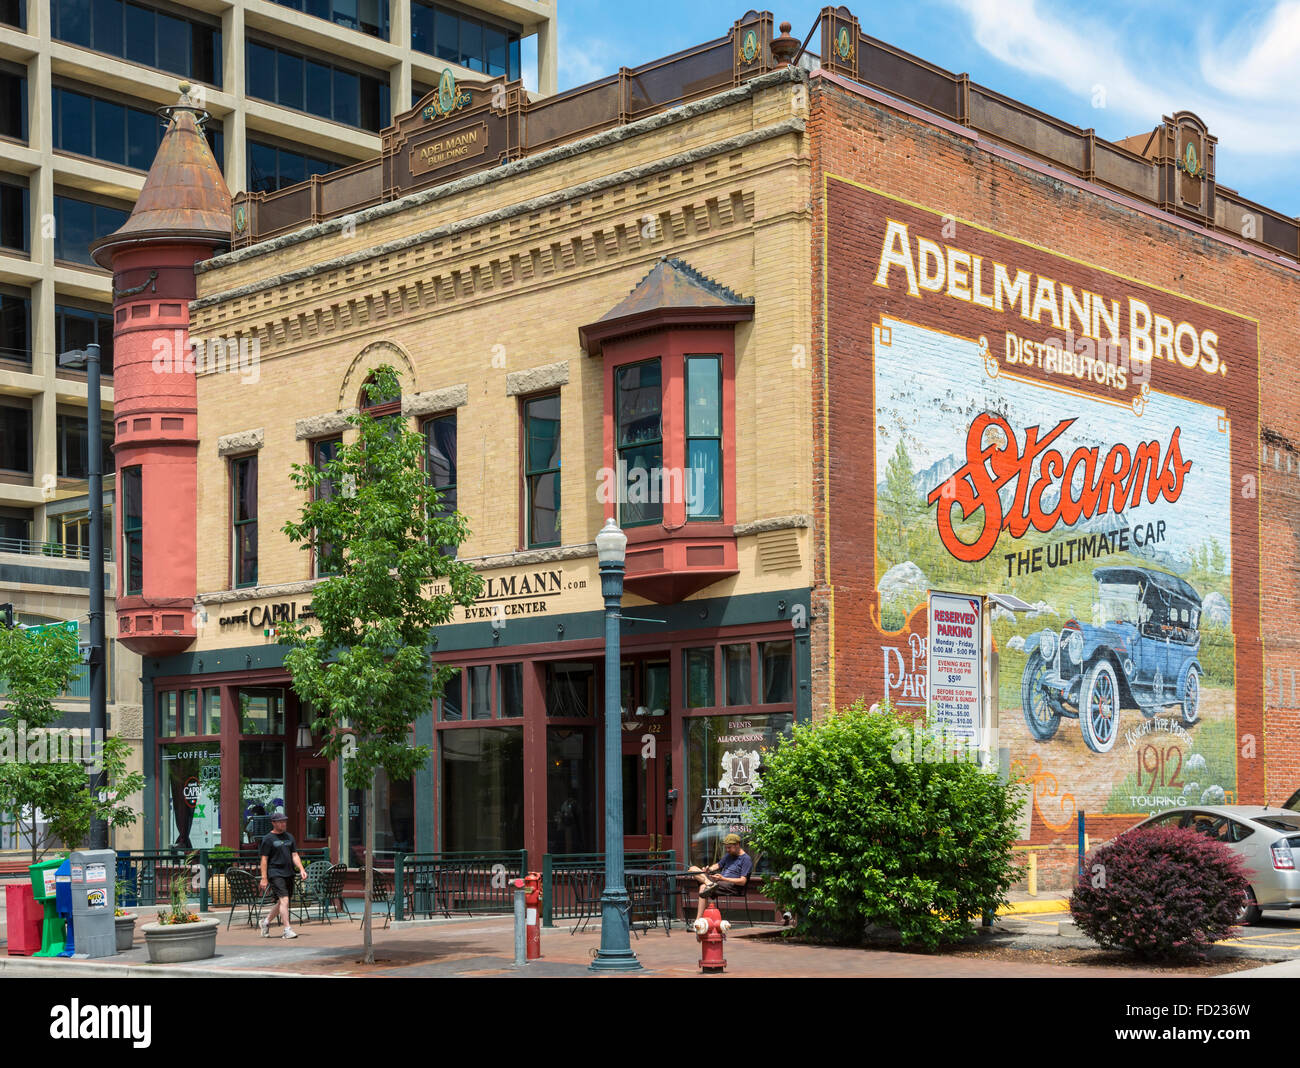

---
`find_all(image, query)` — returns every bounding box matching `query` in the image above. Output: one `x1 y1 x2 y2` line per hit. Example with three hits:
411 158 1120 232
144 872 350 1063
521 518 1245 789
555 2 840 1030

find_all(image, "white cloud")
948 0 1300 157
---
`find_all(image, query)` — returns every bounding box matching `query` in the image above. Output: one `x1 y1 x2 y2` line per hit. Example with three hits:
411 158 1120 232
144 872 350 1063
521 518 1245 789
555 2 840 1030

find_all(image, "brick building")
100 8 1300 888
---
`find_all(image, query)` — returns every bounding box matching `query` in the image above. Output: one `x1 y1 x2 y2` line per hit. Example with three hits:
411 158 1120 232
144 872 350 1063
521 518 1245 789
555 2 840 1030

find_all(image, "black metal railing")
541 850 677 928
0 536 112 562
115 847 331 912
390 850 527 921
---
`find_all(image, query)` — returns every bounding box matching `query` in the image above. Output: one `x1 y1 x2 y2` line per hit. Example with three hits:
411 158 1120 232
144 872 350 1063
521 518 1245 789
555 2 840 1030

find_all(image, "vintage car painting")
1021 567 1204 754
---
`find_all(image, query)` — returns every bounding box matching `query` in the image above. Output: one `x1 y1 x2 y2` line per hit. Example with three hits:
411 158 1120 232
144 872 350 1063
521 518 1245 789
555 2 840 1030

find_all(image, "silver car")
1133 805 1300 924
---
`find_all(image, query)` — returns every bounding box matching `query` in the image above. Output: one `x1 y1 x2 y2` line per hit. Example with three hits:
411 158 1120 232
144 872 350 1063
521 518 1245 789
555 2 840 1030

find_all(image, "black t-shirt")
259 831 297 878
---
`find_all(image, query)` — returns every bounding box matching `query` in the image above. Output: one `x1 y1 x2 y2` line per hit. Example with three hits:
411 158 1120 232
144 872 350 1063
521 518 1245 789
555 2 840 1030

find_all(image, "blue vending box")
55 859 74 957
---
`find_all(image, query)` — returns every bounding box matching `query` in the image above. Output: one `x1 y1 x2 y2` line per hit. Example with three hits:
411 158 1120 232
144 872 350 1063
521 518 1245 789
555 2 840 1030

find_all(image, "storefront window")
467 665 491 720
161 742 221 850
686 712 792 867
344 770 414 861
723 644 750 706
304 766 328 840
240 741 285 845
760 641 793 704
440 671 462 721
545 662 595 717
180 689 198 735
546 728 595 853
440 726 523 851
158 691 177 737
203 688 221 735
685 647 714 708
498 663 523 718
238 688 285 735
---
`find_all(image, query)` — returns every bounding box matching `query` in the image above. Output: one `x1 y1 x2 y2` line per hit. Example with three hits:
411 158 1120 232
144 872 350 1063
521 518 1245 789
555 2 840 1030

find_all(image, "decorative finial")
771 21 799 65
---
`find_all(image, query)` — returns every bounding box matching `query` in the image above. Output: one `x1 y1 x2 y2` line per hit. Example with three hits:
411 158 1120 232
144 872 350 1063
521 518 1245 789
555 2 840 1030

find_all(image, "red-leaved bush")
1069 825 1249 959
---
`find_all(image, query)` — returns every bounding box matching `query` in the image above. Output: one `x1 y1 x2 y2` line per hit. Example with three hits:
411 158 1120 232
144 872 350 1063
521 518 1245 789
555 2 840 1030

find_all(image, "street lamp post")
590 517 641 972
58 343 107 850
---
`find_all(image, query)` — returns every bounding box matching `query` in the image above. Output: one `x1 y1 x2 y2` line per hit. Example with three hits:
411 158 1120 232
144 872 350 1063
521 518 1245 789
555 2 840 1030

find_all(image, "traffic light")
0 603 12 629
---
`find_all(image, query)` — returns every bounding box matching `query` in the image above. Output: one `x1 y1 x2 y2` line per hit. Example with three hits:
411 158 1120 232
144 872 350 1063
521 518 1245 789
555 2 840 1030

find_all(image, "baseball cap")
722 833 742 845
269 811 288 822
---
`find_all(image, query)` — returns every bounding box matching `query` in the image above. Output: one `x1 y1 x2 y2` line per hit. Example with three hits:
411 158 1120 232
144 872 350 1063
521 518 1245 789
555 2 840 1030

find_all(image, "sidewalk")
3 907 1296 978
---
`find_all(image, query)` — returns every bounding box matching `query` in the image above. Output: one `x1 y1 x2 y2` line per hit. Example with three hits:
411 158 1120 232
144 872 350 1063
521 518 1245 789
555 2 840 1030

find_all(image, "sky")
527 0 1300 217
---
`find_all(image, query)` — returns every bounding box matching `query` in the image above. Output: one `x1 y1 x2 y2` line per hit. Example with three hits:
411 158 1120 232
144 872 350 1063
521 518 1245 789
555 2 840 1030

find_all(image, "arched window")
358 372 401 416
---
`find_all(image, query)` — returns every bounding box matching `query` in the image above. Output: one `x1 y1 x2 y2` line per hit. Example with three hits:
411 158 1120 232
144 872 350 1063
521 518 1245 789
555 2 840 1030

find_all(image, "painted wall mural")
824 176 1263 832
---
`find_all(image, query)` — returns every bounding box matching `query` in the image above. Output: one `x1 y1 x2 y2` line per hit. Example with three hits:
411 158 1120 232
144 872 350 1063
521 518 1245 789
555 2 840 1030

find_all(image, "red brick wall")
809 73 1300 849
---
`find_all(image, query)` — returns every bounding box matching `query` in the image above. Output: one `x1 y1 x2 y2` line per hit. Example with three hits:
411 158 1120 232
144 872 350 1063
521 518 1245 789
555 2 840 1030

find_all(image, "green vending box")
29 857 67 958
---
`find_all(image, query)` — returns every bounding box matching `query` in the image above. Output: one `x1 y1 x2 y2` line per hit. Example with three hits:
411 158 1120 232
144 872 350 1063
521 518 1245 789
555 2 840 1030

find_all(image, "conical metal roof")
91 85 231 268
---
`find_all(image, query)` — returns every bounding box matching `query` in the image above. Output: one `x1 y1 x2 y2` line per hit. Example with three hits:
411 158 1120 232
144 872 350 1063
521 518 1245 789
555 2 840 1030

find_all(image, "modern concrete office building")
0 0 557 859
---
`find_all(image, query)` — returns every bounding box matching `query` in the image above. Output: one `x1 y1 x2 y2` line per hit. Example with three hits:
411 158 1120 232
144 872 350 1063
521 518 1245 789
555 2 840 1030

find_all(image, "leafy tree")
0 622 144 862
277 365 482 964
748 699 1024 949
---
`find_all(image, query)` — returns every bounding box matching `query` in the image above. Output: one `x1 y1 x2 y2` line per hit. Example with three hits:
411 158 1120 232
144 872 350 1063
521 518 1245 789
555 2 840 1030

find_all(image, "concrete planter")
141 917 219 964
115 914 137 951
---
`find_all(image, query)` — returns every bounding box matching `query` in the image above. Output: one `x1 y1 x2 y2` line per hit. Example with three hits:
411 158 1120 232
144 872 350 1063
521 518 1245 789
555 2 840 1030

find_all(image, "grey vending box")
68 849 118 958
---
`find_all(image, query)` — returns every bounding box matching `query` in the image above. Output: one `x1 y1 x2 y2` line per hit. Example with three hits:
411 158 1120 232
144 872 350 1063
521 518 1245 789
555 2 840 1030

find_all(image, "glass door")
297 760 329 850
620 658 672 854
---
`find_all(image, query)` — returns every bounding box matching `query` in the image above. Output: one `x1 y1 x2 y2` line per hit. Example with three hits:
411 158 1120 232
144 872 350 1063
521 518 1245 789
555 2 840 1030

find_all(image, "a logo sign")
741 28 758 62
182 777 200 808
86 863 107 884
423 68 472 121
86 888 107 909
836 26 852 60
233 203 247 233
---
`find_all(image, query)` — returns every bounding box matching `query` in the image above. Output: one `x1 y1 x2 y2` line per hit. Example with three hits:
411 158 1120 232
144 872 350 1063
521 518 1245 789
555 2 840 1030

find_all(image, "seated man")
687 834 753 920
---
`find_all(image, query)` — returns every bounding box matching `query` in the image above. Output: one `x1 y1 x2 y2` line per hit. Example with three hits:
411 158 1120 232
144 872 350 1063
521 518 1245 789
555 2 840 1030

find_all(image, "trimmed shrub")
1070 826 1249 959
747 700 1025 950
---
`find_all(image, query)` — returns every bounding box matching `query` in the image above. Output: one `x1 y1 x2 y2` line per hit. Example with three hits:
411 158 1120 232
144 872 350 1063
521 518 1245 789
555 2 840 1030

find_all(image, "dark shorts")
699 880 743 898
268 875 295 899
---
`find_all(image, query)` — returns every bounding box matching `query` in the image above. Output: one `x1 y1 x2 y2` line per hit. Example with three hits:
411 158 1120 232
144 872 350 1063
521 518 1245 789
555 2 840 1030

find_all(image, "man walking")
259 810 308 939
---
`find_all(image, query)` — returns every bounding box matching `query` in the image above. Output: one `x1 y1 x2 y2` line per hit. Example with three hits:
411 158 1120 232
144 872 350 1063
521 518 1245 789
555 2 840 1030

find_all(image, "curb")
997 899 1070 915
0 956 327 979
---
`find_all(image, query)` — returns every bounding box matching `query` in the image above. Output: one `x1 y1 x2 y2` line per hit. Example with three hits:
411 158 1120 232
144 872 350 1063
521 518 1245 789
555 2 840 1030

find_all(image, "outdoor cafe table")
623 869 701 933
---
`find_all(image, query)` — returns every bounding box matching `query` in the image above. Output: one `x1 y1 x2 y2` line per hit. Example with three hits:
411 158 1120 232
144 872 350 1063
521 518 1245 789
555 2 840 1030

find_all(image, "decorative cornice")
403 384 468 417
294 409 357 441
734 514 811 536
216 428 264 455
505 362 569 397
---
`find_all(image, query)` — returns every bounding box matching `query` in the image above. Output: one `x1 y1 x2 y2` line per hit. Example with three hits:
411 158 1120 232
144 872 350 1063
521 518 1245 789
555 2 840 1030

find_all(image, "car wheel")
1020 652 1061 741
1079 660 1120 754
1236 887 1262 926
1178 666 1200 727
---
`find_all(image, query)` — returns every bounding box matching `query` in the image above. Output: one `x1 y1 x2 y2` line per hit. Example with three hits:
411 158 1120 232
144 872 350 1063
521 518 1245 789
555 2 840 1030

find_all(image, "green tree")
277 365 482 964
0 623 144 862
748 700 1025 949
879 438 922 566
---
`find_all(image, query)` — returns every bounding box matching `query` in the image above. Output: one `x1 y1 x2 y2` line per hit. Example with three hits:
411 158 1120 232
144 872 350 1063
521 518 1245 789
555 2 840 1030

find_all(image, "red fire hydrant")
693 900 731 973
521 872 542 961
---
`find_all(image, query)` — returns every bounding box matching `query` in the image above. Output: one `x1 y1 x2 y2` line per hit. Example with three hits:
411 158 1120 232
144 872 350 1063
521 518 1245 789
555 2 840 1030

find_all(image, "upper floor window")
410 2 520 80
0 402 31 473
56 412 115 479
423 413 457 553
248 138 344 194
0 289 30 365
269 0 389 39
615 359 663 527
0 178 27 252
51 0 222 86
0 0 25 31
685 355 722 519
55 303 115 375
231 455 258 588
0 507 31 546
121 465 143 594
312 436 341 577
246 39 389 131
522 394 560 548
53 85 165 170
52 195 130 269
0 66 27 142
48 506 113 561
